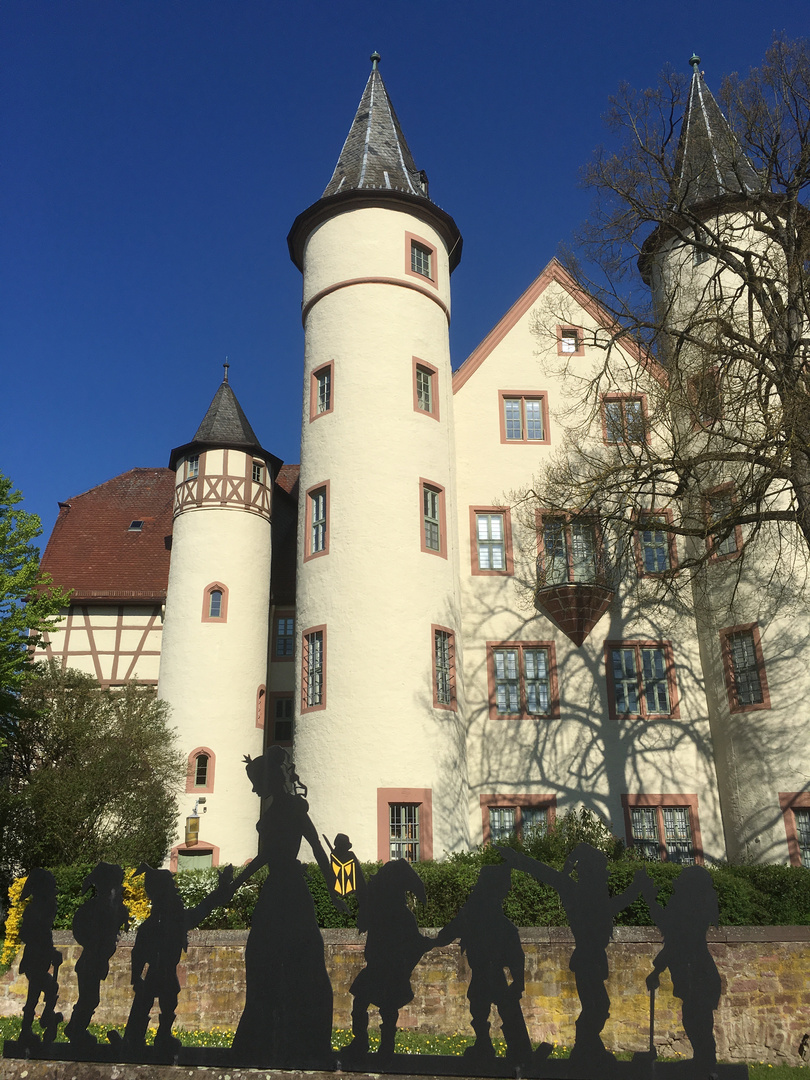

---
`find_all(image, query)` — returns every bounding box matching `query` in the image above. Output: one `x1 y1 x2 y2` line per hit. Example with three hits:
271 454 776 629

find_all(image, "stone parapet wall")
1 927 808 1064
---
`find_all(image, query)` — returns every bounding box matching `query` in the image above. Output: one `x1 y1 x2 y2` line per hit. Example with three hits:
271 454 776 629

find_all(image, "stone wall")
1 927 808 1064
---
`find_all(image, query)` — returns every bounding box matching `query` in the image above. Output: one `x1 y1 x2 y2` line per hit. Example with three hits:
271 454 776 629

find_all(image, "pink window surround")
688 368 723 428
405 231 438 289
304 480 330 562
479 794 557 844
169 840 220 872
301 624 327 714
604 640 681 720
556 325 585 357
256 684 266 730
779 792 810 867
600 393 650 445
719 623 771 713
201 582 228 623
420 478 447 559
704 483 743 562
431 624 457 712
535 510 606 585
310 362 334 422
486 640 560 720
469 506 514 576
271 609 295 663
498 391 551 445
632 509 679 577
621 793 703 864
412 357 440 421
186 746 216 794
377 788 433 862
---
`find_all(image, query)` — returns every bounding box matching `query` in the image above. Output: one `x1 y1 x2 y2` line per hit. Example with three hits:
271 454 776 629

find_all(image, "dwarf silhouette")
17 868 63 1047
65 862 129 1046
435 863 532 1065
345 858 432 1059
110 862 233 1056
643 865 721 1070
499 842 647 1073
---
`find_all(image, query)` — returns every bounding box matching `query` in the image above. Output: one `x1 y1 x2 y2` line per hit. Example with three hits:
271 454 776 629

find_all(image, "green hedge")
23 854 810 934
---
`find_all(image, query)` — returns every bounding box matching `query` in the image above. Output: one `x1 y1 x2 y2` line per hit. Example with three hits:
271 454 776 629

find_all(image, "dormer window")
128 520 144 532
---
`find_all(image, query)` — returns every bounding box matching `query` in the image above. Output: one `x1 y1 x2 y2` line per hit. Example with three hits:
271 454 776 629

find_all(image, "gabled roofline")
452 257 664 393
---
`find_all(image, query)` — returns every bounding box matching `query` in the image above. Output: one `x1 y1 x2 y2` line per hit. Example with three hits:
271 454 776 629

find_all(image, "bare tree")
518 38 810 611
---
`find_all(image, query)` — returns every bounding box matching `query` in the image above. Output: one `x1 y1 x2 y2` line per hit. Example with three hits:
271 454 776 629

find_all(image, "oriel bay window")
606 641 679 719
540 515 600 585
487 642 559 719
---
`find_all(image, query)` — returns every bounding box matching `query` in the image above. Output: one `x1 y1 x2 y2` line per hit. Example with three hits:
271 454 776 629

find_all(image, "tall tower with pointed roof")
158 372 281 868
287 55 469 861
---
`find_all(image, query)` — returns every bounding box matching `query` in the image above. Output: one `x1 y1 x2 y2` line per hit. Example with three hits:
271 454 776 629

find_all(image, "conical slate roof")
168 373 281 475
192 380 262 450
322 53 429 200
674 55 761 208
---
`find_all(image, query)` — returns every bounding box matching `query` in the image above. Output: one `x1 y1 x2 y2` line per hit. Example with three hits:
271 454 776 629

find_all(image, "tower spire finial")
223 357 230 384
689 53 701 73
370 51 380 71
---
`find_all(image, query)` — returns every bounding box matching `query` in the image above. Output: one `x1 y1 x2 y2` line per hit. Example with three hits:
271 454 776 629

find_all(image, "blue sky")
3 1 808 544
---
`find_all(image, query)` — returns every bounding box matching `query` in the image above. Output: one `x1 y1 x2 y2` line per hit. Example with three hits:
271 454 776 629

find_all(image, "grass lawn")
0 1018 807 1077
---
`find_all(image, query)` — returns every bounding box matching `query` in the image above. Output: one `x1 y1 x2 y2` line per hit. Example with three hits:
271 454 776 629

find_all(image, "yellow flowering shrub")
2 875 29 967
122 867 150 928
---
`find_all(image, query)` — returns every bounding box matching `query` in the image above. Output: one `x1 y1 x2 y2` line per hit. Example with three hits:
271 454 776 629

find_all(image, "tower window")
302 626 326 712
202 582 228 622
185 746 216 793
195 753 209 788
273 697 294 744
720 623 770 712
432 625 456 710
187 455 199 480
311 363 334 420
420 479 446 557
274 615 295 658
411 242 432 279
252 462 263 483
305 482 329 560
413 358 439 420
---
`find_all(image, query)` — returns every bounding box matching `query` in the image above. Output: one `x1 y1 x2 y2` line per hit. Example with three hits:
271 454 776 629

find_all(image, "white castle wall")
158 448 271 867
294 205 469 862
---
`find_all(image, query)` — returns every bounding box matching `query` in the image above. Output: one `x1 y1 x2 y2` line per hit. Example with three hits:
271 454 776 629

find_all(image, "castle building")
36 56 810 871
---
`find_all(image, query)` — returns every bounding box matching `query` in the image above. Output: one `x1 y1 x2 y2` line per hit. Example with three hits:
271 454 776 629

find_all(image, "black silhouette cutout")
642 865 721 1071
109 862 233 1057
226 747 347 1067
65 862 129 1047
435 863 533 1066
344 858 432 1059
499 843 647 1073
17 868 63 1047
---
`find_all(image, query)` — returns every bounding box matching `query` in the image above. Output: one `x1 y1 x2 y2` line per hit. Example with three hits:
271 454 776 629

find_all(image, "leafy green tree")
0 663 183 874
0 473 70 735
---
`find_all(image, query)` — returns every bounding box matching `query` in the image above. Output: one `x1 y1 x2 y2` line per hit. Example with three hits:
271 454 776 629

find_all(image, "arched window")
201 582 228 622
186 746 216 793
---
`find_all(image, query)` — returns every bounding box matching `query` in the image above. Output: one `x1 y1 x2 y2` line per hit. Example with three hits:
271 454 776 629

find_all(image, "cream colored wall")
452 275 726 858
648 213 810 865
295 204 468 862
33 605 163 684
158 453 271 867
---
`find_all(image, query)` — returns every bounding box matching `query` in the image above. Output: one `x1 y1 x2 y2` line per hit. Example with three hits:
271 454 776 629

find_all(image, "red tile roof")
40 468 175 602
275 463 300 496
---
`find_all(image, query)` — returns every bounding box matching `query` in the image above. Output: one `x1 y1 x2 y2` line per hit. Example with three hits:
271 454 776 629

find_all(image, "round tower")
287 55 469 861
158 369 280 868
